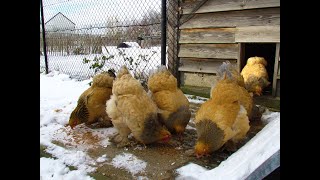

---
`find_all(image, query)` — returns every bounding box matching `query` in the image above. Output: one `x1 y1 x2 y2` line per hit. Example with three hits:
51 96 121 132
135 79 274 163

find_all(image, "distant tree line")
40 10 161 56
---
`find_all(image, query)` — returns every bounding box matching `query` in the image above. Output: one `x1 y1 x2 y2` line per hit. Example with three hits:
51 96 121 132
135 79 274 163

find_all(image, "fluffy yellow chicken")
241 56 271 96
148 66 191 135
106 66 171 147
194 61 253 157
69 71 115 129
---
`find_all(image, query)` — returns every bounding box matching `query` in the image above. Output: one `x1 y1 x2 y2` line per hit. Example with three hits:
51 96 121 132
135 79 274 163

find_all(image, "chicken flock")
68 56 270 157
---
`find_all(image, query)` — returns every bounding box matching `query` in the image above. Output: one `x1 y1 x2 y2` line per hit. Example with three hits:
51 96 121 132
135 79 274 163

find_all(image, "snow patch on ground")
110 153 147 176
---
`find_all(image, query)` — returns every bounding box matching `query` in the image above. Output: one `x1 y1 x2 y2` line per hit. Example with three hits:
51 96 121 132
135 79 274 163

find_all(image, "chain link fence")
40 0 179 85
166 0 180 83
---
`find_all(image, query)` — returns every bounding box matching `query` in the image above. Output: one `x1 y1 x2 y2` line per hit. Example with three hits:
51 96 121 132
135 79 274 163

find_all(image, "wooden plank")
180 71 218 87
179 58 237 74
182 0 280 14
179 28 236 44
272 43 280 97
235 26 280 42
277 61 280 77
178 43 239 59
180 7 280 29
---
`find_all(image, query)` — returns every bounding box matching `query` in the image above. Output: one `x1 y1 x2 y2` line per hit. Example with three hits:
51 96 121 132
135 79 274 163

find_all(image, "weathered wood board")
235 26 280 42
180 71 218 87
179 58 237 74
182 0 280 14
179 28 236 44
180 7 280 29
178 44 239 59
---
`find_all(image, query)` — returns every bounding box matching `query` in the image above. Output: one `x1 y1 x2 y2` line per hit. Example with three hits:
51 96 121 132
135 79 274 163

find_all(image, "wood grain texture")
178 43 239 59
272 43 280 97
235 26 280 42
179 58 237 74
180 71 218 87
179 28 236 43
238 43 245 71
180 7 280 29
182 0 280 14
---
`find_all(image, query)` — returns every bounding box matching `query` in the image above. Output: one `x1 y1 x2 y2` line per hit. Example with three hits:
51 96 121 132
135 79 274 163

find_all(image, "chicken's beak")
69 120 78 129
161 134 171 143
255 86 262 96
195 149 209 159
194 142 210 158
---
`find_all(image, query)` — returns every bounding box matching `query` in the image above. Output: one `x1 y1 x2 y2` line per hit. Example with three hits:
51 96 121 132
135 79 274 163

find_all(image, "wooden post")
237 43 245 72
272 43 280 97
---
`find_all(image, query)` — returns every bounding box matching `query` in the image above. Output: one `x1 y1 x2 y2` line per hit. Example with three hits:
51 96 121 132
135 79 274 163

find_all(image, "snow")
121 42 141 48
176 111 280 180
40 46 166 80
96 155 108 163
185 94 209 104
40 69 280 180
40 157 95 180
40 71 150 179
110 153 147 176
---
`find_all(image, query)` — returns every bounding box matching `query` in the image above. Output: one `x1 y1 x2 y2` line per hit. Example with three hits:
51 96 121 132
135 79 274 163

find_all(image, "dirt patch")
45 102 267 180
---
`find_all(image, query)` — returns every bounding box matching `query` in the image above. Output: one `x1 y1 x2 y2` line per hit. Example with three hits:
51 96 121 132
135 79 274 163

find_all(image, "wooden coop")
167 0 280 99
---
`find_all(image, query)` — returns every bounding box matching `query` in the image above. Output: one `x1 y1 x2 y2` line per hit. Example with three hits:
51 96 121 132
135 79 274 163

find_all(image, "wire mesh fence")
40 0 179 85
166 0 180 83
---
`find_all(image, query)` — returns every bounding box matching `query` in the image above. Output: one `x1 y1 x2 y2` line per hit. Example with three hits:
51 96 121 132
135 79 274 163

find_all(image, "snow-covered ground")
176 111 280 180
40 71 280 180
40 46 165 81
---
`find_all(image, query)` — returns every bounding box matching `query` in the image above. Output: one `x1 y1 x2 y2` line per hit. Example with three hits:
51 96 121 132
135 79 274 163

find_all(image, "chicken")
217 61 262 121
216 61 245 88
68 71 115 129
241 56 271 96
106 66 171 147
147 66 191 135
194 61 253 157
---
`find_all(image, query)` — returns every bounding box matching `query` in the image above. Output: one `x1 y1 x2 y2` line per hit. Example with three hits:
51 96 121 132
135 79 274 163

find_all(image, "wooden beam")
178 43 239 59
182 0 280 14
180 7 280 29
235 25 280 42
272 43 280 97
179 28 236 44
238 43 245 72
179 58 237 74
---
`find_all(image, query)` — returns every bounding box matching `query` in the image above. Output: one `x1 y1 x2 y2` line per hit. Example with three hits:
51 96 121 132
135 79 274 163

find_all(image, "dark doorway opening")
241 43 276 95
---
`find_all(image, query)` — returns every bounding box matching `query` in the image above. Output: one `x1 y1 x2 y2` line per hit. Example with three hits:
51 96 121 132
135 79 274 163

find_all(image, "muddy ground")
42 101 267 180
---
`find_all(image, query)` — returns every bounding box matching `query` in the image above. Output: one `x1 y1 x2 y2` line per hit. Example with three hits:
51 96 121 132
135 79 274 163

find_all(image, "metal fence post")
161 0 167 66
40 0 49 74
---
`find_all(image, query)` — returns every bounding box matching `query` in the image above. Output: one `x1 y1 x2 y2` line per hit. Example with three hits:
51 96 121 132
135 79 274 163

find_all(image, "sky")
42 0 162 29
40 68 280 180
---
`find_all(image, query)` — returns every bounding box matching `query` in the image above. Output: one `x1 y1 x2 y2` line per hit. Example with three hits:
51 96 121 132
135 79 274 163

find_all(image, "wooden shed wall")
177 0 280 95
